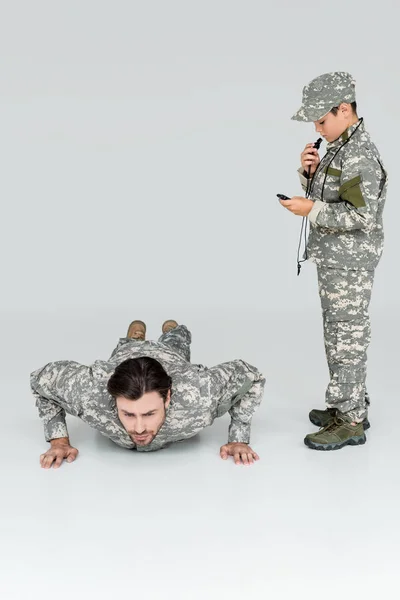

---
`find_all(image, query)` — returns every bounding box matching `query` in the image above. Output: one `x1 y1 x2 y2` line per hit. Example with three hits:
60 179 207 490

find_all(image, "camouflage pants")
157 326 191 362
317 267 374 422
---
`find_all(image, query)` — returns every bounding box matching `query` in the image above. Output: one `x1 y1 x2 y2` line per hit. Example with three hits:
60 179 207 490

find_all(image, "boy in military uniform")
280 72 388 450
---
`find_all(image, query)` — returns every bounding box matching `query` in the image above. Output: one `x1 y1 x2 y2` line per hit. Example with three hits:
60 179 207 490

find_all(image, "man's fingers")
244 453 254 465
220 444 259 464
42 455 55 469
40 447 79 469
45 456 55 469
220 446 228 459
53 455 64 469
234 452 241 465
67 449 78 462
241 453 249 466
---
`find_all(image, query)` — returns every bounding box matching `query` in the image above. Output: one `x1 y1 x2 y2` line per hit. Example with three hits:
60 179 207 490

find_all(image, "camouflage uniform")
30 325 265 451
292 72 388 422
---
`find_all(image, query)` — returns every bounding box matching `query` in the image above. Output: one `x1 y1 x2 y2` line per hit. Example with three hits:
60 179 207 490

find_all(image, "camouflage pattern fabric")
30 325 265 451
292 71 357 122
292 71 388 423
317 267 374 422
298 119 388 270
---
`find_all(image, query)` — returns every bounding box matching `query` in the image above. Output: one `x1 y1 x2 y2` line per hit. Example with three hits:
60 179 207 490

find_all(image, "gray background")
0 1 398 599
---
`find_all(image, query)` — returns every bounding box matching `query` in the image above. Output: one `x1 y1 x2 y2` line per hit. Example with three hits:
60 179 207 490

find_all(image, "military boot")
127 320 146 340
162 320 178 334
304 415 366 451
309 408 370 431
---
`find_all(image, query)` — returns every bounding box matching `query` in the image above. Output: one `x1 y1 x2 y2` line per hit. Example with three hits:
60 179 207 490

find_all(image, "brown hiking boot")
127 320 146 340
162 320 178 334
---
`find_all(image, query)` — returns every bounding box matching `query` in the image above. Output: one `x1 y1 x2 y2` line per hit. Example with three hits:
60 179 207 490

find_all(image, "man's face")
313 105 351 143
116 391 171 446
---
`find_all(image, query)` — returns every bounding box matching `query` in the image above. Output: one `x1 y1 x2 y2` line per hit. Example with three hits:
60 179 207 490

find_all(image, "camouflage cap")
291 72 356 122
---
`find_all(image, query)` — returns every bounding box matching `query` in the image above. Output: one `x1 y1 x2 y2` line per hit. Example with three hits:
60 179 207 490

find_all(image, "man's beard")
128 408 166 446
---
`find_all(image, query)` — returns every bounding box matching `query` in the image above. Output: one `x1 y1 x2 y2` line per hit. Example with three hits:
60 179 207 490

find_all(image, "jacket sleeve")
227 362 266 444
31 365 69 441
308 151 387 232
30 360 108 442
297 167 311 193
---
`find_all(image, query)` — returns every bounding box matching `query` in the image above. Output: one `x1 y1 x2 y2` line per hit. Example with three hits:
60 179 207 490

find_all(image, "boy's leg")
304 267 374 450
158 323 192 362
318 267 374 422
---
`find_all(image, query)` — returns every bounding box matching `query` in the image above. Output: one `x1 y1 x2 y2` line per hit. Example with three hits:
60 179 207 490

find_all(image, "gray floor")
1 308 398 599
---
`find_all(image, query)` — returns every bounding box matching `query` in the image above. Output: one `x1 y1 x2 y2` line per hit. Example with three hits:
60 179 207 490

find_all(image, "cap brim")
291 107 310 122
291 106 331 122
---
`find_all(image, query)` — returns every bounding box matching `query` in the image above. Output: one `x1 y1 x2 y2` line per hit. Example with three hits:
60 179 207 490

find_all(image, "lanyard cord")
296 119 364 275
296 139 323 275
296 167 312 275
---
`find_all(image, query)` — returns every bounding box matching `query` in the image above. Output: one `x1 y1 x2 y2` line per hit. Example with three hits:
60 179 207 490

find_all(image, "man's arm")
31 366 69 441
308 152 387 232
31 359 131 462
30 360 110 442
227 362 266 444
31 365 82 468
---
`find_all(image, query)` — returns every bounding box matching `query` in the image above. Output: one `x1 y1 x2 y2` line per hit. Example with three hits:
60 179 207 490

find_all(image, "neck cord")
297 118 364 275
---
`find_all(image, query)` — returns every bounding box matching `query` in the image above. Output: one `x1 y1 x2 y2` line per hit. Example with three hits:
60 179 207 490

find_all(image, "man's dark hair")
107 357 172 402
331 101 358 116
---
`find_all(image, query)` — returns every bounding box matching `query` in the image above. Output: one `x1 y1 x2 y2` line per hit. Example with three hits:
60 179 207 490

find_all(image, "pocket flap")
338 175 365 208
324 166 342 177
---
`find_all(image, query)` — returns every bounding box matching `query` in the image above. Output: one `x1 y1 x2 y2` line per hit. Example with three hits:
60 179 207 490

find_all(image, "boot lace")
319 414 345 434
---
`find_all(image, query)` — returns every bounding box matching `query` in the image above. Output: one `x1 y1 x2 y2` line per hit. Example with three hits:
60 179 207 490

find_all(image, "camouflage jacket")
30 335 265 452
298 119 388 270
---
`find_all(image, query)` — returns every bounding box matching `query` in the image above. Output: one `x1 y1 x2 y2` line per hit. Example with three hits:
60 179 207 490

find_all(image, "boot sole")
127 320 146 339
304 434 367 451
162 320 179 334
309 416 370 431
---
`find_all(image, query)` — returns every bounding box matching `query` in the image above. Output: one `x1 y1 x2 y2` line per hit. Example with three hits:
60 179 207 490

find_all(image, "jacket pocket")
338 175 366 208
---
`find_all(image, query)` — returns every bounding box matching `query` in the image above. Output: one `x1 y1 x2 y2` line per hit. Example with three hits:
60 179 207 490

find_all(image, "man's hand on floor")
219 443 259 465
40 438 79 469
